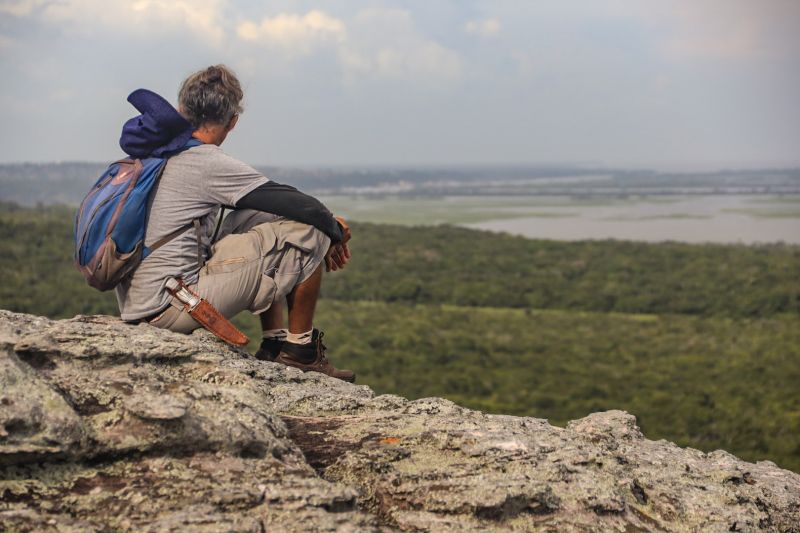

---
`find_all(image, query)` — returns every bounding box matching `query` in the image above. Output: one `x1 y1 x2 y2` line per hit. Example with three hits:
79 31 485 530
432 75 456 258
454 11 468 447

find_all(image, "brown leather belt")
164 278 249 347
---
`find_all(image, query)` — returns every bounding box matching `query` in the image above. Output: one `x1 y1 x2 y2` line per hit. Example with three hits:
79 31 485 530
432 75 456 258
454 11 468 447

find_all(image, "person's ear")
227 113 239 132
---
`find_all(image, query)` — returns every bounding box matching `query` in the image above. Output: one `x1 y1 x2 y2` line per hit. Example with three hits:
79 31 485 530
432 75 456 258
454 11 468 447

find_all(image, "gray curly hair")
178 65 244 129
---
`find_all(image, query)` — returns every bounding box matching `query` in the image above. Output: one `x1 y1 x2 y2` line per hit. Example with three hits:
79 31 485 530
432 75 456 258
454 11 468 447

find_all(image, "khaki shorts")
150 209 330 334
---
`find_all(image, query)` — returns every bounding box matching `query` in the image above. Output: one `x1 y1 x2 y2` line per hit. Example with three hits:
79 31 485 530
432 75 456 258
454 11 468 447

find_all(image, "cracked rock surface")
1 310 798 532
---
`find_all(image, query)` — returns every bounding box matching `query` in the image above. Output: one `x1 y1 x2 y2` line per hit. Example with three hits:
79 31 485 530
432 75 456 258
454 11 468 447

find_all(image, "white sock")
262 328 288 341
286 329 313 345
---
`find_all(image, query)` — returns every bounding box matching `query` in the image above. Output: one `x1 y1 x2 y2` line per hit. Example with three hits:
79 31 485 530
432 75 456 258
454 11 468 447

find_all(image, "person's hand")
325 242 350 271
326 216 352 272
335 216 351 244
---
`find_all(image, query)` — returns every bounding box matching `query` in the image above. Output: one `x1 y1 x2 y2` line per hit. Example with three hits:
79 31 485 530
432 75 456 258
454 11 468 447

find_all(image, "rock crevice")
1 310 798 532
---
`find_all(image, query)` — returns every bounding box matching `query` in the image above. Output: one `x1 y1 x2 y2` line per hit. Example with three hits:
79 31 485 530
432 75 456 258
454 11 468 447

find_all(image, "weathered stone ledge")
1 310 798 532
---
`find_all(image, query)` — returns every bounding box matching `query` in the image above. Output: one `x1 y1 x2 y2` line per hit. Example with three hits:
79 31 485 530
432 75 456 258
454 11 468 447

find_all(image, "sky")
0 0 798 170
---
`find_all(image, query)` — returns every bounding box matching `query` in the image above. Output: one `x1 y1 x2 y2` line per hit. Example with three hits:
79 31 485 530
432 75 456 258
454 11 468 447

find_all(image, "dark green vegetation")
320 223 800 317
312 301 800 472
1 202 798 472
0 203 114 317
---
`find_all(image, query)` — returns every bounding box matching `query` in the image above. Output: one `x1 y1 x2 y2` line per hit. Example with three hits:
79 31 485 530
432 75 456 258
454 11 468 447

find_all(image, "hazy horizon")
2 160 800 176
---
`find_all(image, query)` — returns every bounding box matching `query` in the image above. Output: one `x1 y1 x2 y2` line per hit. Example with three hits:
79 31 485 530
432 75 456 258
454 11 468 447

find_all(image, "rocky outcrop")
1 310 798 532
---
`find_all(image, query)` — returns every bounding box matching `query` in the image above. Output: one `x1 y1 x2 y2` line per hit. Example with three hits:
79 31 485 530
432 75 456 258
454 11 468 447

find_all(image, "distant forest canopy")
1 203 799 472
1 202 798 319
1 162 799 206
321 224 800 317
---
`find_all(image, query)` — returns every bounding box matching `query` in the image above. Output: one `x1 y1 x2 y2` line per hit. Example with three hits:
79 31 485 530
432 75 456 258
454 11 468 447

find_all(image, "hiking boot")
255 338 284 362
275 329 355 382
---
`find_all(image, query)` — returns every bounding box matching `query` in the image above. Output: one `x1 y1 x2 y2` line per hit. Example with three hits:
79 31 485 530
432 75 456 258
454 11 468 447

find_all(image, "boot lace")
316 331 331 365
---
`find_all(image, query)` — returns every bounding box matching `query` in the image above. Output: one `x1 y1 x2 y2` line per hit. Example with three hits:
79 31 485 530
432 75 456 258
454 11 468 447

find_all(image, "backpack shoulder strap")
193 218 203 268
149 221 194 252
211 206 226 243
147 217 205 268
148 218 203 268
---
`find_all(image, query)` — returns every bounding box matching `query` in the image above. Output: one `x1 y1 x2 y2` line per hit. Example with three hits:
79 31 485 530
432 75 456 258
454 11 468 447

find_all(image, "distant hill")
2 161 799 206
0 162 106 206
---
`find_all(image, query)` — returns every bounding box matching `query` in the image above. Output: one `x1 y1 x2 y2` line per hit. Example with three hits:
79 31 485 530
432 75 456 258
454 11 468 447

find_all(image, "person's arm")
236 181 344 242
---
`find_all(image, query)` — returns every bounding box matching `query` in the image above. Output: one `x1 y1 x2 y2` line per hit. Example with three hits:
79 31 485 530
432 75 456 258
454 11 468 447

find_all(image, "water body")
464 196 800 245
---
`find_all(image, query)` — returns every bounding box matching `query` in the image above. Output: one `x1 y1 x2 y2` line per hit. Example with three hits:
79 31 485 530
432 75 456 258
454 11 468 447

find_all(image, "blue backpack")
74 140 201 291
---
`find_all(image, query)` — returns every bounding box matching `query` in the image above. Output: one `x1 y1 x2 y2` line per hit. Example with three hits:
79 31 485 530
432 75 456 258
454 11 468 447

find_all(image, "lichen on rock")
1 310 798 532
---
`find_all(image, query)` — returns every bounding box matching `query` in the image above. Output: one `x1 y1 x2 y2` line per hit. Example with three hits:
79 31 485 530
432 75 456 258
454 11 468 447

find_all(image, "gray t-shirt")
115 144 268 321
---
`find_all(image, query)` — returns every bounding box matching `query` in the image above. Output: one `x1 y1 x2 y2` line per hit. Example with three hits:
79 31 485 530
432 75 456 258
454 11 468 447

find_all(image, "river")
463 195 800 244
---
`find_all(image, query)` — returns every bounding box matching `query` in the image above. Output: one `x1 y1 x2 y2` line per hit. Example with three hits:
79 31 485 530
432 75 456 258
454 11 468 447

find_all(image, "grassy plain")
321 194 800 226
319 195 642 225
748 196 800 205
722 208 800 218
603 213 712 221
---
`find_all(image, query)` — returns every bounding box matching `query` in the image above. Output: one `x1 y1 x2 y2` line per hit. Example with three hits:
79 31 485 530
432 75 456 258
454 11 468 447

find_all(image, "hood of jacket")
119 89 194 158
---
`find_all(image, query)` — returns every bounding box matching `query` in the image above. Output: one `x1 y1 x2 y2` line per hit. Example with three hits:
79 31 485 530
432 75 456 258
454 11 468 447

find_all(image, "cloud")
599 0 800 61
236 10 346 54
464 18 501 37
340 9 463 85
0 34 15 50
660 3 764 60
512 51 536 78
0 0 47 17
353 41 462 82
235 7 463 87
5 0 228 45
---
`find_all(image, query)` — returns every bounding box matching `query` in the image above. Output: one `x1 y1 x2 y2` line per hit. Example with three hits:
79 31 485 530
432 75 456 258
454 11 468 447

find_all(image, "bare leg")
259 299 285 332
286 264 322 333
277 264 354 381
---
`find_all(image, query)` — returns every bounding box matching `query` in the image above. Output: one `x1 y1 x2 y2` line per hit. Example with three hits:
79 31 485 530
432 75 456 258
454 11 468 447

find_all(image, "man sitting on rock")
115 64 355 382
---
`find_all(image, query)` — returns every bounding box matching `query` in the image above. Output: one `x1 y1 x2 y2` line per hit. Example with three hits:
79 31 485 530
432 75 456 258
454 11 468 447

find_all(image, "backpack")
74 140 201 291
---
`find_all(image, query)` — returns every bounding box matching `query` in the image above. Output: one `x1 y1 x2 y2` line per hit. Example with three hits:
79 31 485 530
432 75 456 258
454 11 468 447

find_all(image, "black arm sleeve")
236 181 344 243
